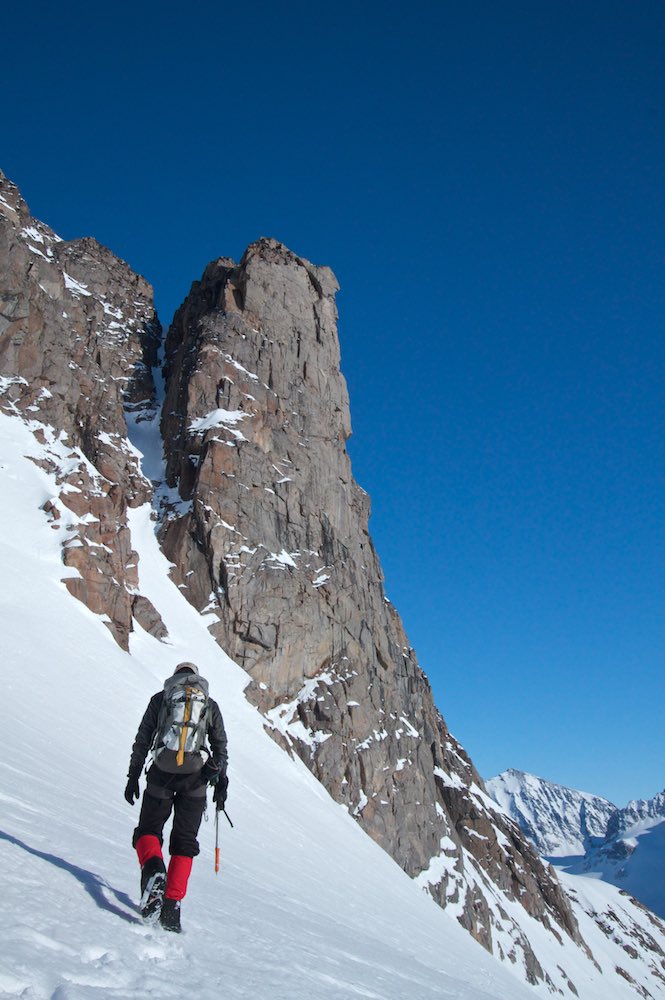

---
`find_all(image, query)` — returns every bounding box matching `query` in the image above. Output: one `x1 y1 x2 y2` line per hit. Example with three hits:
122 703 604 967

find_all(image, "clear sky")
3 1 663 806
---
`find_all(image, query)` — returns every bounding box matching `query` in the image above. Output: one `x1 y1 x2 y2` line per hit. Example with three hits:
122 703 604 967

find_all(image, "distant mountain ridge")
487 769 665 920
485 769 617 857
606 790 665 840
573 790 665 920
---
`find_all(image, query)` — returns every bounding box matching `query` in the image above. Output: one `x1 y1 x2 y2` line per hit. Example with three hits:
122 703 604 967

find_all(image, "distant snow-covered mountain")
486 769 617 857
487 770 665 922
572 791 665 920
607 791 665 840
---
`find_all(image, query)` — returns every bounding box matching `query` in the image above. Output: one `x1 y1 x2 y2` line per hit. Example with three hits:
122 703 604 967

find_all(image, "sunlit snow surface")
0 413 534 999
1 410 664 1000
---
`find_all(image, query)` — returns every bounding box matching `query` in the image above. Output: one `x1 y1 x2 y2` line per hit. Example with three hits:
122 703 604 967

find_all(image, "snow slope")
486 769 617 857
2 410 665 1000
0 411 535 1000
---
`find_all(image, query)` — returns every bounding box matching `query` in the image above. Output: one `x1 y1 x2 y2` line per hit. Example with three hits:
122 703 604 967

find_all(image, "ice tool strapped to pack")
153 671 210 773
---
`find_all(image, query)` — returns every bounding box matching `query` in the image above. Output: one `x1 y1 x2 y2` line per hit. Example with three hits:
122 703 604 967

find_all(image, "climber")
124 662 228 932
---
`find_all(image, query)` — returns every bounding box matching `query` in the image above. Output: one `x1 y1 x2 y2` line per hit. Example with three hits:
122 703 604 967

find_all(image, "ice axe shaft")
214 807 233 874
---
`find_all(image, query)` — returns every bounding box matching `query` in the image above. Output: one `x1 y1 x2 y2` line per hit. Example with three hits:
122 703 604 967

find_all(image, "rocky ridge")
606 792 665 842
0 170 164 647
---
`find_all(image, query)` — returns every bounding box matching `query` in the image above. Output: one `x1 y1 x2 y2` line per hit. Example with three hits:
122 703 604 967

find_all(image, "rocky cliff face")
0 170 164 648
158 238 585 983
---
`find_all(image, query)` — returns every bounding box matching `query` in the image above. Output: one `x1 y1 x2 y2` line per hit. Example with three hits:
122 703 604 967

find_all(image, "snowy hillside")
0 411 536 1000
486 769 617 857
3 410 665 1000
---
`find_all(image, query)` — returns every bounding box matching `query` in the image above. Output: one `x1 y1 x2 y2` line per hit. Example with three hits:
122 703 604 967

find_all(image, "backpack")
153 672 210 774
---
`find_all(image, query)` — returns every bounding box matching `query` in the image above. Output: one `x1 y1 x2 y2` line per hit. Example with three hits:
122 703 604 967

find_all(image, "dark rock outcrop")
0 170 163 647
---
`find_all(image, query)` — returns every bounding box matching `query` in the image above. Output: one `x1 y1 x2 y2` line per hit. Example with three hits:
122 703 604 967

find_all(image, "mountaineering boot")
160 897 181 933
139 855 167 922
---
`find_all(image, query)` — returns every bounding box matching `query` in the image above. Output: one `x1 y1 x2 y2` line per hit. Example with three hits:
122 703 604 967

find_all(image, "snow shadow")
0 828 139 924
545 854 586 872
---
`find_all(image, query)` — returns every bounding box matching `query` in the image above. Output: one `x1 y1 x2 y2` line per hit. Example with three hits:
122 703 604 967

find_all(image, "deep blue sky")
3 1 663 806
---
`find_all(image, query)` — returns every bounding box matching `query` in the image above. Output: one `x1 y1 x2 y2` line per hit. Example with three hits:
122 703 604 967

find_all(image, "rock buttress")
0 170 164 647
159 237 584 979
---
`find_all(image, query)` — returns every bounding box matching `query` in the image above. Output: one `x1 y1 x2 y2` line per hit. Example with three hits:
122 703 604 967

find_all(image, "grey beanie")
174 661 199 675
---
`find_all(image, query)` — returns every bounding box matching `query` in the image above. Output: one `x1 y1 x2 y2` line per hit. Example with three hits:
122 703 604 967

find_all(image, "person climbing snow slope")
124 662 228 932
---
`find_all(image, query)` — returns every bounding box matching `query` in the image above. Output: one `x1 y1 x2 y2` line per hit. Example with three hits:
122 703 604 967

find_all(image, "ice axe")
215 806 234 874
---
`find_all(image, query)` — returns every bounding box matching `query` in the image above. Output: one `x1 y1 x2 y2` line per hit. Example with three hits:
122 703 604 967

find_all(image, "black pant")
133 764 207 858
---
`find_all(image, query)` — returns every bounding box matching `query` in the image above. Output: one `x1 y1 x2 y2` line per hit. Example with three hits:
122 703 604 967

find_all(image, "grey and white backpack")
153 671 210 773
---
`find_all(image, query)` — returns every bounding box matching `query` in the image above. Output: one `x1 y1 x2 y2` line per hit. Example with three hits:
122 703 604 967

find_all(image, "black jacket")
128 690 228 779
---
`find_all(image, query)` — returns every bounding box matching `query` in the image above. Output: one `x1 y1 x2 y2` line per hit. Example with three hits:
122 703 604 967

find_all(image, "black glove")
124 773 140 805
202 757 222 785
213 772 228 810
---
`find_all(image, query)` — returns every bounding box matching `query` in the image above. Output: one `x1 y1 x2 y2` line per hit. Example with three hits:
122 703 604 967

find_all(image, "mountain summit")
486 769 617 857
